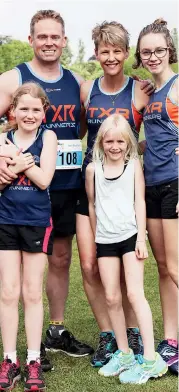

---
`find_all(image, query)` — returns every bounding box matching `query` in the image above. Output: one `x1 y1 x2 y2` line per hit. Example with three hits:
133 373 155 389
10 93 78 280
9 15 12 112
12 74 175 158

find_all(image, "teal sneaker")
98 349 136 377
119 353 168 384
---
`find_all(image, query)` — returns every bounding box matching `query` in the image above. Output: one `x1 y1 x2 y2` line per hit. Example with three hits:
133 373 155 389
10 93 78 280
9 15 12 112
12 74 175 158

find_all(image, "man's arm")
0 69 19 118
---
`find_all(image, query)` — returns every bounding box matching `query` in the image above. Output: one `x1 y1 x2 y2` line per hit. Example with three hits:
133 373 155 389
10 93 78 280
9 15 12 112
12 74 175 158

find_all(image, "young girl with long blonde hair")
85 113 167 384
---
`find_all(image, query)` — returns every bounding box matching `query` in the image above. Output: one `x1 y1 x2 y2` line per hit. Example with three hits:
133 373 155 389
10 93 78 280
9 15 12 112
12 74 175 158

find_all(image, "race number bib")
56 140 82 170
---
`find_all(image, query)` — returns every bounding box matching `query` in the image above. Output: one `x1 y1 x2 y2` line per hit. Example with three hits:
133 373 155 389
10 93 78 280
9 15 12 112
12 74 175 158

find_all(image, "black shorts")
145 179 178 219
50 189 80 237
76 187 89 216
0 224 53 255
96 234 137 259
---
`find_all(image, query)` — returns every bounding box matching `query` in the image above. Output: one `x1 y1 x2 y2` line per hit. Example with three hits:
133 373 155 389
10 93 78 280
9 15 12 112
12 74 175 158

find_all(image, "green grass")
0 241 177 392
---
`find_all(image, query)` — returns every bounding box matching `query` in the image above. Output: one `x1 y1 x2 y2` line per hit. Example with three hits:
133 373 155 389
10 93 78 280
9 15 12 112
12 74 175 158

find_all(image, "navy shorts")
0 223 53 254
76 187 89 216
50 189 80 237
145 179 178 219
96 234 137 259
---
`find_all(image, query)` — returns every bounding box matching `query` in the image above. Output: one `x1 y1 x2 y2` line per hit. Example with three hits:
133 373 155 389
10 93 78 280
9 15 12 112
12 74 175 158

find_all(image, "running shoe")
40 342 54 372
24 361 45 391
98 349 136 377
119 352 168 384
157 339 178 375
127 327 144 355
45 329 94 357
0 358 21 390
91 332 118 367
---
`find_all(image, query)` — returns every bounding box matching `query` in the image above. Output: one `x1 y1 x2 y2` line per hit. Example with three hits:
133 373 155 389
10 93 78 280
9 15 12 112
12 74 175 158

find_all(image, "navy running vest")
82 77 142 177
0 129 51 226
143 74 178 186
15 63 82 190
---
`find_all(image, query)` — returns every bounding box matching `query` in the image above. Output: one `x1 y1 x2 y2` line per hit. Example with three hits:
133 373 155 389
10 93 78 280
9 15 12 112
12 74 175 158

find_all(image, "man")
0 9 93 366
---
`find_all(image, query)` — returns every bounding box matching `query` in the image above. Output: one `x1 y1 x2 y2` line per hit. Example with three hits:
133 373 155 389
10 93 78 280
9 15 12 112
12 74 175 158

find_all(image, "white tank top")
95 159 138 244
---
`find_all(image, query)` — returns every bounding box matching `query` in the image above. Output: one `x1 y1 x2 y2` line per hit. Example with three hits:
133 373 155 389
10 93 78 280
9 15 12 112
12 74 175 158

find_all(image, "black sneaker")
45 329 94 357
0 358 21 390
91 332 118 367
157 339 178 375
40 342 54 372
127 327 144 355
24 360 45 391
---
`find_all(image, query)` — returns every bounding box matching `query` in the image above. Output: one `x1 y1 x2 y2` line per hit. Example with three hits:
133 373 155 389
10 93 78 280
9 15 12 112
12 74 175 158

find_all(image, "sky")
0 0 178 60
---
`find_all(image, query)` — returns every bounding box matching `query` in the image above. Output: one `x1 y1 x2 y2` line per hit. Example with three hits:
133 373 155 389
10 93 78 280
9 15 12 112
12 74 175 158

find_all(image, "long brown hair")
133 18 177 69
3 82 49 132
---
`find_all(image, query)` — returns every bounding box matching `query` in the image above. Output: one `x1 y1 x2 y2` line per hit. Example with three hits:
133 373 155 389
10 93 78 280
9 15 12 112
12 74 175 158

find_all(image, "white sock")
4 351 17 364
27 350 40 365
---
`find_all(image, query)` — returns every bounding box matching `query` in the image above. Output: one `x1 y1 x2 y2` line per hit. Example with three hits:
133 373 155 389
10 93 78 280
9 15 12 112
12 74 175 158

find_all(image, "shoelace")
96 335 112 354
128 331 139 349
0 361 11 378
28 363 40 379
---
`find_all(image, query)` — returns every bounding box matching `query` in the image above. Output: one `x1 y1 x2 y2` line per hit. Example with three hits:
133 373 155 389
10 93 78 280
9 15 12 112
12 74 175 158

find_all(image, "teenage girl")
0 82 57 391
85 113 168 384
134 19 178 374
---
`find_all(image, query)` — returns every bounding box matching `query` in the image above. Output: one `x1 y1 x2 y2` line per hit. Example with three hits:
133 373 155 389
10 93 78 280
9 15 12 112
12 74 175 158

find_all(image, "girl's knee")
23 284 42 305
127 289 145 306
106 292 122 309
1 284 20 305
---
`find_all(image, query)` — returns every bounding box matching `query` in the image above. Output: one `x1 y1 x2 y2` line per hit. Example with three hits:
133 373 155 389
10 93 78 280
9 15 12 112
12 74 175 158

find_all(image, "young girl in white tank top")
85 113 167 384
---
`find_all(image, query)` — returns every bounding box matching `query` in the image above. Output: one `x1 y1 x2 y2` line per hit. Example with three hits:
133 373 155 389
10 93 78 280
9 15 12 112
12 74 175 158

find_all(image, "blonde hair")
92 21 130 51
93 114 138 164
30 10 65 36
3 82 50 132
133 18 177 68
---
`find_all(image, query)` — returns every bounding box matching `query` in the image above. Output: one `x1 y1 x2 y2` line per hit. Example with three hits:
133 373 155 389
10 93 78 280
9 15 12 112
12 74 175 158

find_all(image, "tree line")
0 30 178 80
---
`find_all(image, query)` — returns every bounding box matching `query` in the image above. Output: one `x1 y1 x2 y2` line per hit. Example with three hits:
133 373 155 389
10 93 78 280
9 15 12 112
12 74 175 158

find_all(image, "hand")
0 138 20 158
176 202 179 217
175 147 179 155
138 140 146 155
139 78 155 96
0 156 18 184
10 153 35 174
135 240 148 260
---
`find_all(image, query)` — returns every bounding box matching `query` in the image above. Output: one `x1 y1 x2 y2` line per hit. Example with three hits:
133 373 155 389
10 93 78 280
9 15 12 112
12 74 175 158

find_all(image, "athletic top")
0 128 51 227
94 159 138 244
15 63 82 190
143 74 178 186
82 76 142 177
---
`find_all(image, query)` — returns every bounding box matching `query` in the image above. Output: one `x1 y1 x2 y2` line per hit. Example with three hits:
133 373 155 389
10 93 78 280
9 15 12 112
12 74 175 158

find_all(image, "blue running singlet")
0 129 51 226
82 76 142 177
143 74 178 186
15 63 82 190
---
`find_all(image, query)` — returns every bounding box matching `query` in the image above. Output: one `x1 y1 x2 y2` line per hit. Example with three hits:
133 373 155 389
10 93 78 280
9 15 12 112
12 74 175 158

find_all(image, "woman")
76 21 152 367
133 18 178 375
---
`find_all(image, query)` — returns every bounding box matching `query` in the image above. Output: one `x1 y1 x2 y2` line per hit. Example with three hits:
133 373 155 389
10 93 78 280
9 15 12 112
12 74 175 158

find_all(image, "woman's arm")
134 158 148 259
85 163 96 237
24 131 57 190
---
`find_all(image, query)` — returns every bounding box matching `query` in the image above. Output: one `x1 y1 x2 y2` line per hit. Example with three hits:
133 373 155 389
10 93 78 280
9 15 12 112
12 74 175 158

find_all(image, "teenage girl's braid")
133 18 178 69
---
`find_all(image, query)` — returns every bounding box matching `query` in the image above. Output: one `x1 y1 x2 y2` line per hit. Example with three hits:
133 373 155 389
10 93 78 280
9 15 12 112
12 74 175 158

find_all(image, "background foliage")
0 29 178 79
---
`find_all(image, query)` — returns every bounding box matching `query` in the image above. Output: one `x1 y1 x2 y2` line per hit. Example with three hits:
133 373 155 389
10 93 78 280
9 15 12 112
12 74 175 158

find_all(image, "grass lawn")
0 125 177 391
0 241 177 392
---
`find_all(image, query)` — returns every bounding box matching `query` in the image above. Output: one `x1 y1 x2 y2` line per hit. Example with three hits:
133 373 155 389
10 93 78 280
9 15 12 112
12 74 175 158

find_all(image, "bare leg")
123 252 155 360
147 219 178 340
22 252 46 351
98 256 129 353
162 219 178 287
46 236 72 321
76 214 112 331
120 265 138 328
0 251 21 352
